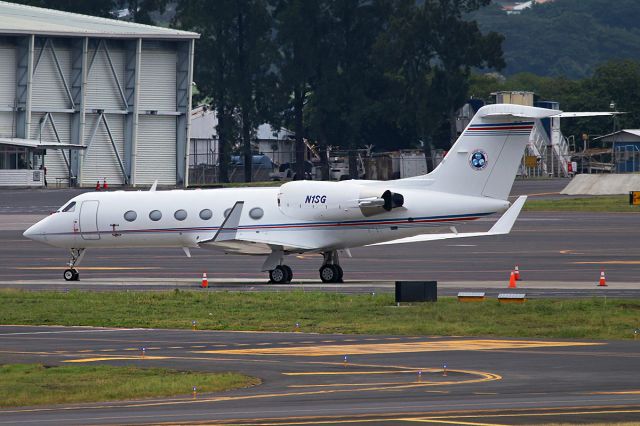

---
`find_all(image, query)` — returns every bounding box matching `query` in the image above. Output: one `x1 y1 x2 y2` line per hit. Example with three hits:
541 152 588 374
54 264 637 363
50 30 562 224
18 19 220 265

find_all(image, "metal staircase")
527 119 570 177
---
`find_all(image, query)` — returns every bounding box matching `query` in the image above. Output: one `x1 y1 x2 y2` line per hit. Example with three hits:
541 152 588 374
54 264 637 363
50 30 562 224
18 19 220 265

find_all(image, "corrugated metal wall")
32 46 72 110
0 34 189 187
31 112 71 181
136 115 176 185
85 45 126 111
136 42 178 185
139 43 176 111
0 43 16 138
81 113 125 185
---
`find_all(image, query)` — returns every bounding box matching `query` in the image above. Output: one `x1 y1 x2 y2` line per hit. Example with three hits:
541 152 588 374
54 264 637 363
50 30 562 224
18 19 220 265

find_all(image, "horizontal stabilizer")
552 111 625 118
368 196 527 247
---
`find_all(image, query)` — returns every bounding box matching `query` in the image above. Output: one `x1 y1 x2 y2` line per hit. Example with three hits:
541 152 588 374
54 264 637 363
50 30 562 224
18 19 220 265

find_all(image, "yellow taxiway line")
194 339 601 356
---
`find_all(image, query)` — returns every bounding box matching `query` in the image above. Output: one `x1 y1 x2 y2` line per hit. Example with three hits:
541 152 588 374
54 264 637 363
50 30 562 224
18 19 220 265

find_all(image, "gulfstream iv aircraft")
24 104 555 282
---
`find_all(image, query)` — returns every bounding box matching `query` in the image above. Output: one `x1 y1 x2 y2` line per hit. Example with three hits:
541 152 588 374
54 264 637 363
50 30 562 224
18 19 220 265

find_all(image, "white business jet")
24 104 555 282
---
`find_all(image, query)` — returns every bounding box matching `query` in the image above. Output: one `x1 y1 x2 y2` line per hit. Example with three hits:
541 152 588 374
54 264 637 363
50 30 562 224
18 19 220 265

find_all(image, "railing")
527 120 570 177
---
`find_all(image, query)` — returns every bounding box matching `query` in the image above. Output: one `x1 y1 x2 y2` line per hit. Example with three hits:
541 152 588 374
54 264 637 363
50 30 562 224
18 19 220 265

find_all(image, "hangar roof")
595 130 640 142
0 1 199 40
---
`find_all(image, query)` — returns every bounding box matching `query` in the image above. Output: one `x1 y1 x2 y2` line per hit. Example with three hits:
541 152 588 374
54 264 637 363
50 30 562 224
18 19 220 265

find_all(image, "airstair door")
80 200 100 240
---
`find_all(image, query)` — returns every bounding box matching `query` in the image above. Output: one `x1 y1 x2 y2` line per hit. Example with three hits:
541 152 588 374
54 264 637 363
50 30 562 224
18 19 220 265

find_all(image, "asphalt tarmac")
1 179 639 288
1 325 639 425
1 181 640 424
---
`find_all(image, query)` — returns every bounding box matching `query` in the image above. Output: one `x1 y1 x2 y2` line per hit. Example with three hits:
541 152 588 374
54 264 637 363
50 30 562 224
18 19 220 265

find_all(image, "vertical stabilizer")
411 104 558 200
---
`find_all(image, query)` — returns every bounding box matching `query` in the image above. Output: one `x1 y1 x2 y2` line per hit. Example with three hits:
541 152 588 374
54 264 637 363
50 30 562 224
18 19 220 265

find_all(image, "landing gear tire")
281 265 293 283
269 265 292 284
63 269 79 281
319 265 342 283
335 265 344 282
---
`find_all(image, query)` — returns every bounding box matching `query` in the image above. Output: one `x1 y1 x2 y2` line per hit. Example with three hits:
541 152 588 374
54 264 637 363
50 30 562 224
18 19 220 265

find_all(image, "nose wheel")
64 269 79 281
63 248 85 281
269 265 293 284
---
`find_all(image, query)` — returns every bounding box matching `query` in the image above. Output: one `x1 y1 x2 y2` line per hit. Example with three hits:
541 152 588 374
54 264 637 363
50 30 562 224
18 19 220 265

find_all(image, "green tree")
274 0 330 180
376 0 503 170
176 0 240 183
230 0 275 182
6 0 116 17
118 0 167 24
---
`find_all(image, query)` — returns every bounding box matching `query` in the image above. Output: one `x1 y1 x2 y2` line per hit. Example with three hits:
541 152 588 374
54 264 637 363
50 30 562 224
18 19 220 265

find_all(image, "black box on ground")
395 281 437 303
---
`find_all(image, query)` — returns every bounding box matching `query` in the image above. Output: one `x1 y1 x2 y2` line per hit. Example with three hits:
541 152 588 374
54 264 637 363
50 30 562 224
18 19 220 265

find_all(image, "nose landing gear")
63 248 85 281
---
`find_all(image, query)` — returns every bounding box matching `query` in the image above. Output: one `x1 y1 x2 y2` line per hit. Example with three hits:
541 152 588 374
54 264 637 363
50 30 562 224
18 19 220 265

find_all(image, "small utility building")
595 130 640 173
0 1 198 187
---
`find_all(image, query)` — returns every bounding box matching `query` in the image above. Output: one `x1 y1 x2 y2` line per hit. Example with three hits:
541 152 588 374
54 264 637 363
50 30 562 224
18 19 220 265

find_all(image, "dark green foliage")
473 0 640 78
6 0 167 23
470 59 640 140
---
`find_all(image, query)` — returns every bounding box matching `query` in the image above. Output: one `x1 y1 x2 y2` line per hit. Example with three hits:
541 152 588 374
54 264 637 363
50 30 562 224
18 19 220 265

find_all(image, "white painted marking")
0 328 146 336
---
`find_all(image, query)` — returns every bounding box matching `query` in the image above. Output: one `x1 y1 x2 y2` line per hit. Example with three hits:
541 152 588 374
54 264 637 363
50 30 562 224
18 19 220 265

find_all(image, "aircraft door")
79 200 100 240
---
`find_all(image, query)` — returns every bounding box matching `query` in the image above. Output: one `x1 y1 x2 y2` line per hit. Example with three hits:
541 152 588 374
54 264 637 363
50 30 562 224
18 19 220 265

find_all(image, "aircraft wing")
367 196 527 247
196 201 316 254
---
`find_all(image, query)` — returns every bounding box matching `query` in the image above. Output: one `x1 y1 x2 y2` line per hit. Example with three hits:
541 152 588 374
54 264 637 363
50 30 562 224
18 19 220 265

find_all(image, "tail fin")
411 104 558 200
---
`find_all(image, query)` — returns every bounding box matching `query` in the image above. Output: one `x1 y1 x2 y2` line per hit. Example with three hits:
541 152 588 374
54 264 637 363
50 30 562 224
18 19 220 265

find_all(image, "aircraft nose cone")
23 221 44 242
23 224 35 239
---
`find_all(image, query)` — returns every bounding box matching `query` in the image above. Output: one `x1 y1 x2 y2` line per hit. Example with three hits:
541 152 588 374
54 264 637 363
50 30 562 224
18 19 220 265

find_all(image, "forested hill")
473 0 640 78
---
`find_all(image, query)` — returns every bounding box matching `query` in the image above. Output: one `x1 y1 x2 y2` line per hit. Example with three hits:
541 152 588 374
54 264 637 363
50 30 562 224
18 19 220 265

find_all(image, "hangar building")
0 1 198 187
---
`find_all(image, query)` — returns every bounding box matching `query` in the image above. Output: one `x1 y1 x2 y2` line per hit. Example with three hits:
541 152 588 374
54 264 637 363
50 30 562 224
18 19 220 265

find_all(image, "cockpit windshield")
60 201 76 213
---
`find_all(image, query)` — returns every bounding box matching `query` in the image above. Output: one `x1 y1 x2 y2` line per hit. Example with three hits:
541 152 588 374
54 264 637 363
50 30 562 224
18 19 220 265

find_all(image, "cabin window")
223 208 231 218
61 201 76 212
124 210 137 222
199 209 212 220
174 209 188 221
149 210 162 221
249 207 264 220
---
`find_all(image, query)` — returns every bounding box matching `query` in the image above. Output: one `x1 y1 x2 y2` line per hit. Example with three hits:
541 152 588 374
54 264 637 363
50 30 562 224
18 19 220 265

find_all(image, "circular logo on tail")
469 150 488 170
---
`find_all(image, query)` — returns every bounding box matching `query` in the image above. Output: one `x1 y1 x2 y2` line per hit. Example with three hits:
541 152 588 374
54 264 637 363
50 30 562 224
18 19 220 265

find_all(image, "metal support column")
70 37 87 186
124 38 141 186
176 39 194 187
15 35 33 139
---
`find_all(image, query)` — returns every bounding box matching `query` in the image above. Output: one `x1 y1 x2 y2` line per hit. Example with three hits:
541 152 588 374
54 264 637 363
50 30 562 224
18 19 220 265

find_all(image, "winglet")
489 196 527 235
149 180 158 192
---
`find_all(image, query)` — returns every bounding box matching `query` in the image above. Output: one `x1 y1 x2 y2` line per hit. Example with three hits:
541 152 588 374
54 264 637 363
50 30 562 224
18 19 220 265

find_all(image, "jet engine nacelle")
277 181 404 221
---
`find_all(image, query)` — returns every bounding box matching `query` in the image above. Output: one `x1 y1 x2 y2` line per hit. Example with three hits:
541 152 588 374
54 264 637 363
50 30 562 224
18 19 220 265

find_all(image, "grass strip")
1 290 639 339
0 364 258 407
524 195 639 212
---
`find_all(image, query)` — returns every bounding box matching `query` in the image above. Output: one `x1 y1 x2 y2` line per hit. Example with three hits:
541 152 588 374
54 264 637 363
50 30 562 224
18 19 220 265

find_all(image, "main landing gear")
319 251 343 283
269 264 293 284
63 248 85 281
264 249 344 284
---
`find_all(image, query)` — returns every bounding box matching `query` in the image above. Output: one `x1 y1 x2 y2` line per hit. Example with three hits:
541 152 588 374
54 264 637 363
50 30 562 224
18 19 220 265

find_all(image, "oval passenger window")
199 209 212 220
149 210 162 221
249 207 264 220
174 209 188 221
124 210 137 222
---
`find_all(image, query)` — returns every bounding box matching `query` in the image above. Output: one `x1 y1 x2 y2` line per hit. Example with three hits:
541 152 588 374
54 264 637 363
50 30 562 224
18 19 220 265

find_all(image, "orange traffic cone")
508 271 517 288
598 270 607 287
201 272 208 288
95 180 101 191
514 265 521 281
102 178 108 190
